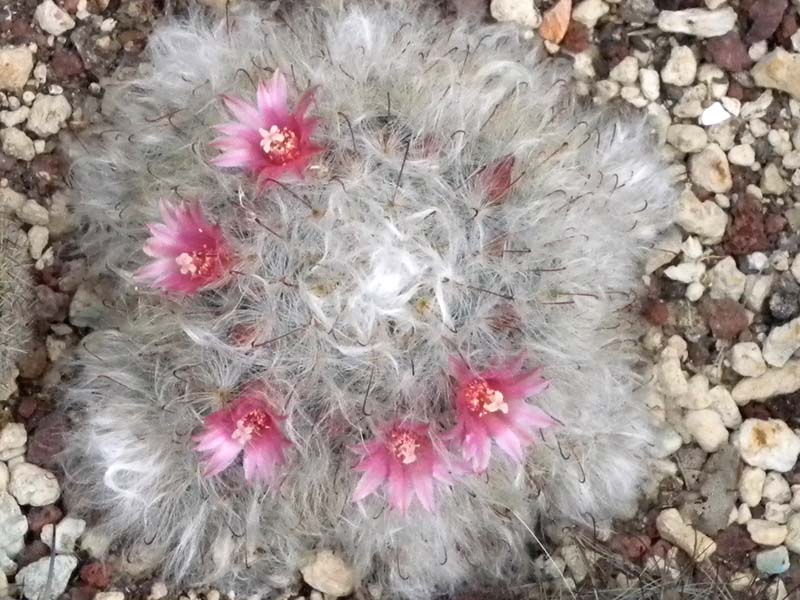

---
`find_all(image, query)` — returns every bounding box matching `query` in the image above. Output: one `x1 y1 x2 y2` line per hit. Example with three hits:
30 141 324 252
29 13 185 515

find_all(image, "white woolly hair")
0 215 33 385
62 1 674 597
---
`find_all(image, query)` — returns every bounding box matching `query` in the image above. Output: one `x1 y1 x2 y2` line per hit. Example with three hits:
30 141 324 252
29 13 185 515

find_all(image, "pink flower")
194 386 291 483
477 155 515 205
449 356 555 472
136 200 235 294
351 422 455 514
211 70 324 189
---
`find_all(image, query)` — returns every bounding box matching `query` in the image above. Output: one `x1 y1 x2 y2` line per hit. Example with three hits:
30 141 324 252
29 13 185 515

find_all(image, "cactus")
62 1 674 596
0 214 33 400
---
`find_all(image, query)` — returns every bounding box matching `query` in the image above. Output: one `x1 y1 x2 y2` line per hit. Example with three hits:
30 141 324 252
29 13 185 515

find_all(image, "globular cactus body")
63 1 673 596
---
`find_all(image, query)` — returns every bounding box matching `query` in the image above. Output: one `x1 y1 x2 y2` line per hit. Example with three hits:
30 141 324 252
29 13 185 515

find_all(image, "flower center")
232 409 272 445
390 430 421 465
174 244 217 278
464 380 508 417
259 125 300 165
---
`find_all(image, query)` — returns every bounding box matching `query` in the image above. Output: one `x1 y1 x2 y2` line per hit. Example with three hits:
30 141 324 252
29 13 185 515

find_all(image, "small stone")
26 94 71 138
148 582 167 600
762 163 788 195
679 373 712 409
764 502 791 524
0 127 35 161
752 48 800 100
15 555 77 600
729 144 756 166
301 550 355 597
763 472 791 502
744 273 773 312
709 386 742 428
706 32 752 72
0 106 30 128
745 0 788 44
791 256 800 285
740 466 766 507
27 225 48 260
0 463 7 491
560 544 589 583
489 0 541 28
610 56 639 85
762 316 800 367
699 101 733 126
656 346 688 397
756 546 790 574
667 124 707 153
7 463 60 506
733 360 800 403
676 188 728 243
0 491 27 557
750 41 769 62
15 199 48 226
41 516 86 554
689 143 732 193
657 7 737 37
701 298 749 341
0 423 26 461
707 256 745 300
0 47 35 93
665 261 705 283
655 508 716 561
726 196 769 256
737 503 752 524
685 409 728 451
731 342 767 377
785 513 800 553
34 0 76 36
572 0 608 29
639 68 660 101
734 419 800 472
95 594 124 600
662 46 697 86
747 519 787 545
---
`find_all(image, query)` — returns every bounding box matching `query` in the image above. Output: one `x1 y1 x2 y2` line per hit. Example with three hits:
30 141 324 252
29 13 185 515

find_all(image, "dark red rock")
16 396 40 420
744 0 788 44
777 10 799 47
740 402 772 421
562 21 591 55
27 505 64 534
705 33 753 72
700 298 749 341
765 213 787 235
51 49 85 79
726 196 770 256
610 533 651 561
26 413 68 472
80 562 112 589
642 299 670 326
714 525 756 570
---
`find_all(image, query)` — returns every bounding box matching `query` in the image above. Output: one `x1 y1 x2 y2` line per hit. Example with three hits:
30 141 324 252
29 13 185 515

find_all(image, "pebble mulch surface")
4 0 800 598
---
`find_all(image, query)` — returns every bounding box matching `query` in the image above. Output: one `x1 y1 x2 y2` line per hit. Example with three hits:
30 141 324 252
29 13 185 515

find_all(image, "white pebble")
731 342 768 377
747 519 787 546
684 409 728 452
740 466 766 507
734 419 800 473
